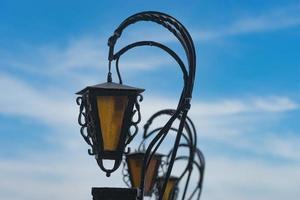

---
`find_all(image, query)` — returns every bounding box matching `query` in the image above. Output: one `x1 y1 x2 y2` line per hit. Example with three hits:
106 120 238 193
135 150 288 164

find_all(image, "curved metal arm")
138 127 192 152
195 149 205 200
143 109 195 141
167 149 205 200
186 149 205 200
107 11 196 97
140 109 195 167
141 109 195 200
139 108 205 200
107 11 196 200
122 107 205 200
114 41 188 85
139 109 197 200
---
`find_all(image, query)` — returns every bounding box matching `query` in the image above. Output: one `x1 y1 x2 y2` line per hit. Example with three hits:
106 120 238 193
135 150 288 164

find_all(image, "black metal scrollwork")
76 93 96 155
122 158 131 187
126 94 143 145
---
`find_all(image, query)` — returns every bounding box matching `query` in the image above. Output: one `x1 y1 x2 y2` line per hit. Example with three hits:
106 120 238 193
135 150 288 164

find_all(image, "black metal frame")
165 149 205 200
138 109 205 200
92 187 138 200
76 84 144 177
106 11 196 200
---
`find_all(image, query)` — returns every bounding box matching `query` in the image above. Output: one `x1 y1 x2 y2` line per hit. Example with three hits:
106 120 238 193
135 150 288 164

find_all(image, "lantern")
76 81 144 176
157 176 179 200
126 152 163 196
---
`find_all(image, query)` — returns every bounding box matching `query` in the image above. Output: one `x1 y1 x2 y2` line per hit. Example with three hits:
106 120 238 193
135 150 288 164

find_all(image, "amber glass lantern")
76 81 144 176
157 176 179 200
126 152 163 196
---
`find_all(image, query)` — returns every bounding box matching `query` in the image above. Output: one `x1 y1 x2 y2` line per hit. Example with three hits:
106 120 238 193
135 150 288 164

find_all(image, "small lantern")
76 81 144 176
157 176 179 200
126 152 163 196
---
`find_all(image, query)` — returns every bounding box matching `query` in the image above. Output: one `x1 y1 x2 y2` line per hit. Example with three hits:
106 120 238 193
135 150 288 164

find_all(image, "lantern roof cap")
126 151 164 159
76 81 145 95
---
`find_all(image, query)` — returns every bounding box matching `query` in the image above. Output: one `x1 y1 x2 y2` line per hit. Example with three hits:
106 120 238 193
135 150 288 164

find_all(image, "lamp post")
76 11 196 200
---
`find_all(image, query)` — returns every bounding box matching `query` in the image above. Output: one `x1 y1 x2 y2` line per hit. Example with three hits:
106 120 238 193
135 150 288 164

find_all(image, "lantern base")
92 187 139 200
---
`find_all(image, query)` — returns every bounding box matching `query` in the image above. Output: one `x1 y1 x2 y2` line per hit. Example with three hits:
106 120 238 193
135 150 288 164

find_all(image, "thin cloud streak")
4 3 299 80
1 150 299 200
1 5 300 81
204 157 300 200
1 72 299 163
0 36 174 80
193 4 300 41
0 73 297 128
114 4 300 42
0 73 75 126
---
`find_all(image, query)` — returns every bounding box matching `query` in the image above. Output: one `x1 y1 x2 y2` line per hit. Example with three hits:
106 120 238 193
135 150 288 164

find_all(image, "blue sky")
0 1 300 199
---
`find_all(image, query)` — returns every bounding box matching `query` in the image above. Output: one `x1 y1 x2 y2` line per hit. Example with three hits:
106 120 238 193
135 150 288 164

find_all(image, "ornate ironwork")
122 157 131 187
77 10 199 200
106 11 196 200
132 109 205 200
126 94 143 145
76 84 144 177
77 93 96 155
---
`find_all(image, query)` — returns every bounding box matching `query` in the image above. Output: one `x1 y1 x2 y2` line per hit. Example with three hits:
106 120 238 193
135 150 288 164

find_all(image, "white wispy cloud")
141 96 298 119
204 157 300 200
1 73 297 128
1 149 299 200
105 4 300 43
260 134 300 161
0 36 174 82
1 72 299 162
0 72 299 200
0 152 124 200
139 97 300 163
0 73 75 126
193 4 300 41
2 4 299 82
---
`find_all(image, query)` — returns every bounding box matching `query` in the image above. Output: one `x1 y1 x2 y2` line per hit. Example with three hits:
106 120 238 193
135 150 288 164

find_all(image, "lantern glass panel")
163 179 176 200
127 154 161 195
157 177 178 200
97 95 128 151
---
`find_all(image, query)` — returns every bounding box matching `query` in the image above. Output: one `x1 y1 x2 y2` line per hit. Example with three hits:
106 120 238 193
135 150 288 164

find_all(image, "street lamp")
76 10 197 200
77 81 144 177
139 109 205 200
126 152 163 196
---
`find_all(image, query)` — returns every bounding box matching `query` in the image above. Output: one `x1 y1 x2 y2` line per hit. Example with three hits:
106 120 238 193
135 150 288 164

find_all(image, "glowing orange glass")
97 96 128 151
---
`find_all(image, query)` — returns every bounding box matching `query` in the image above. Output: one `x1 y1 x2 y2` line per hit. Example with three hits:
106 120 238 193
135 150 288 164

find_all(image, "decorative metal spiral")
76 93 96 155
126 94 143 145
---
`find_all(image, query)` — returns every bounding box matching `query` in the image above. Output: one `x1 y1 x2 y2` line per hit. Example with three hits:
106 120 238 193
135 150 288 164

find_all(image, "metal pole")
91 187 138 200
